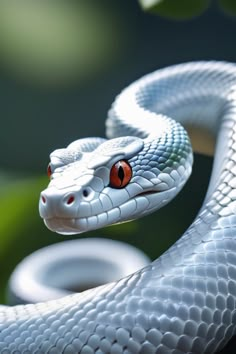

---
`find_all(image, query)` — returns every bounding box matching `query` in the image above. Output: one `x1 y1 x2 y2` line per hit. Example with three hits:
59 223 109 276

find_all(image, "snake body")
2 61 236 353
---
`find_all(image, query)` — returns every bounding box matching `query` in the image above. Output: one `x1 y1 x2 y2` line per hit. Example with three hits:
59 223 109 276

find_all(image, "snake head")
39 131 192 235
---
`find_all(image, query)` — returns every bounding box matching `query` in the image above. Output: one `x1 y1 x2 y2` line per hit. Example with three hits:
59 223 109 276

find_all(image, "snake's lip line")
138 190 158 196
45 216 76 221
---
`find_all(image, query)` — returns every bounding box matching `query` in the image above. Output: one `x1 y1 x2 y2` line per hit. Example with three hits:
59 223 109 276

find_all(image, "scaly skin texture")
1 62 236 353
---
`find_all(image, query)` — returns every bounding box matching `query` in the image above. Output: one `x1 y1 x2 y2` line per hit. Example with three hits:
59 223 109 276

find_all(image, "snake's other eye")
47 163 52 179
110 160 132 188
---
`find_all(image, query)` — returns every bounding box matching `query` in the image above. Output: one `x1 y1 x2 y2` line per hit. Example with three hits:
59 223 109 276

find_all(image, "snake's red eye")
110 160 132 189
47 164 52 179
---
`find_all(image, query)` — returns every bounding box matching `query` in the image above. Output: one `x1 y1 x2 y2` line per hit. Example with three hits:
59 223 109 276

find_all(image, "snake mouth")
44 189 173 235
44 186 177 235
44 217 85 235
138 190 158 196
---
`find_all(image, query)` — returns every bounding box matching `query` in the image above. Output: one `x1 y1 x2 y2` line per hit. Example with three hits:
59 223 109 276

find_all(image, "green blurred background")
0 0 235 310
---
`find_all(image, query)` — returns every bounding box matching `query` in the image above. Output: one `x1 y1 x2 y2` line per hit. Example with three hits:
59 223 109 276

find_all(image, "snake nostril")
41 195 46 204
66 195 75 205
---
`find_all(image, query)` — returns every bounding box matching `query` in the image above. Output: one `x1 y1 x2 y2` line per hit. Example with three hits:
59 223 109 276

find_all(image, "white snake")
1 61 236 353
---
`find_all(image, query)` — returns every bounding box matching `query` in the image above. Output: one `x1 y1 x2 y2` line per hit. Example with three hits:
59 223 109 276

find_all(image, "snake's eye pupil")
118 166 125 182
110 160 132 189
47 164 52 179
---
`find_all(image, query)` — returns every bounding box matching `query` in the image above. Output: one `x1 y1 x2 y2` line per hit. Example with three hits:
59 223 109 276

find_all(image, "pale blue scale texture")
2 62 236 353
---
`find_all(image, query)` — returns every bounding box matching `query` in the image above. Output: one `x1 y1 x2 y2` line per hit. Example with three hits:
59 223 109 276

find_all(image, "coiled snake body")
1 61 236 353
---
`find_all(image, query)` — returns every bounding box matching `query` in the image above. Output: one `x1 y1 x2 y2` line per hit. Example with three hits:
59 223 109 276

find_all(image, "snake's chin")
44 217 84 235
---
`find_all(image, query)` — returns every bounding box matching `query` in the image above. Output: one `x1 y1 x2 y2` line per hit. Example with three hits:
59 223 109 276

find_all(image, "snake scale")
1 61 236 353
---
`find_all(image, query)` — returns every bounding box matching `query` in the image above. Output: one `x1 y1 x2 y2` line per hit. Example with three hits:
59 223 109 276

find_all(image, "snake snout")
39 188 78 219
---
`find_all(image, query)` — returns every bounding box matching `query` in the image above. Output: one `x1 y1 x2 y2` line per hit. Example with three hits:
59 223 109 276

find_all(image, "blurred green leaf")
139 0 211 19
219 0 236 15
0 175 50 303
0 176 46 257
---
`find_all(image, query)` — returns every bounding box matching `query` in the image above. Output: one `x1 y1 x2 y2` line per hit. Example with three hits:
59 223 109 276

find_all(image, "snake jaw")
43 215 97 235
41 182 180 235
